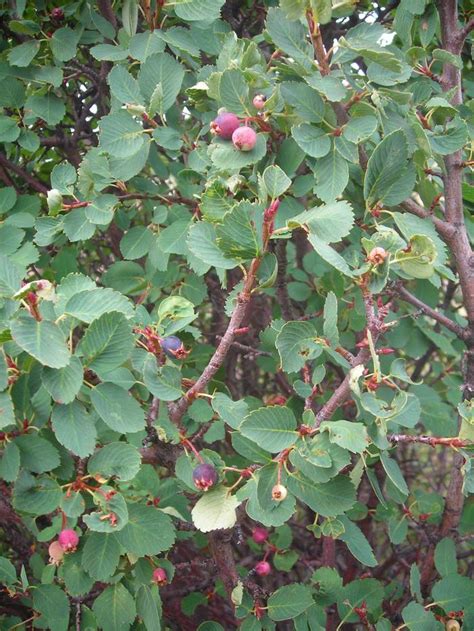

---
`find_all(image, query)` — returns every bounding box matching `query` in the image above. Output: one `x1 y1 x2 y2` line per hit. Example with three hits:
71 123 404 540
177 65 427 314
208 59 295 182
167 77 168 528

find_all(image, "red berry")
253 94 267 110
58 529 79 552
152 567 168 586
255 560 271 576
252 527 268 544
192 463 218 491
210 112 240 139
232 126 257 151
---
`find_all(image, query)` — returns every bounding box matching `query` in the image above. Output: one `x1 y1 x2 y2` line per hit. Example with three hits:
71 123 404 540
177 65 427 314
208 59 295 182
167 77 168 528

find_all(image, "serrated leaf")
276 320 323 373
187 221 238 270
138 52 184 110
93 583 136 631
108 65 144 105
116 503 175 555
10 315 71 368
143 355 183 401
240 406 298 453
209 134 267 170
395 235 437 279
99 111 146 158
216 202 261 261
287 473 356 516
338 515 377 567
313 147 349 202
280 82 324 123
137 585 162 631
88 442 141 481
90 382 145 433
323 291 339 346
80 311 134 372
64 288 134 323
266 8 313 69
292 124 331 159
219 69 249 116
267 584 314 621
192 486 240 532
51 401 97 458
262 165 292 199
380 451 409 496
33 584 70 631
81 532 122 581
42 355 83 404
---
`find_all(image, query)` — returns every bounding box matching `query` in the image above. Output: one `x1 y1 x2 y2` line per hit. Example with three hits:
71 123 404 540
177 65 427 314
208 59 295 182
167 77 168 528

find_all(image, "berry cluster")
211 112 257 152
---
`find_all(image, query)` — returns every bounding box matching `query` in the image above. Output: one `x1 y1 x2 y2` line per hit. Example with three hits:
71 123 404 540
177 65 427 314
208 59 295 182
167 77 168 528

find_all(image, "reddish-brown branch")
0 152 48 194
388 434 471 447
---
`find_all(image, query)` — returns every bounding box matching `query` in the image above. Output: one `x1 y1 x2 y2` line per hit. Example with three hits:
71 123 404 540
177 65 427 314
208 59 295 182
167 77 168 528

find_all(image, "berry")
253 94 267 110
48 540 65 565
232 126 257 151
161 335 186 359
210 112 240 140
267 394 287 406
152 567 168 586
192 463 218 491
252 527 268 544
51 7 64 20
445 622 461 631
255 560 271 576
58 529 79 552
271 484 287 502
367 246 388 266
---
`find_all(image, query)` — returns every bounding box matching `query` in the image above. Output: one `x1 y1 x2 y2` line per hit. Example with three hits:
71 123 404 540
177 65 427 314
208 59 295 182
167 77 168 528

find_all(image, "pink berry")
58 529 79 552
210 112 240 140
252 527 268 544
152 567 168 586
253 94 267 110
48 540 65 565
192 463 218 491
232 126 257 152
255 560 271 576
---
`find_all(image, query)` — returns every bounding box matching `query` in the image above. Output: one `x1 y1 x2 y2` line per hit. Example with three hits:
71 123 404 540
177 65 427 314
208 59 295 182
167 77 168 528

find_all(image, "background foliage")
0 0 474 629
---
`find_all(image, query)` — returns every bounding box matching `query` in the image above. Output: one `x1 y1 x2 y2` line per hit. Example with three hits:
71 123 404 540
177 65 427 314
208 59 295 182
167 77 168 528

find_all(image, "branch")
456 16 474 48
395 284 468 340
0 152 48 194
388 434 471 447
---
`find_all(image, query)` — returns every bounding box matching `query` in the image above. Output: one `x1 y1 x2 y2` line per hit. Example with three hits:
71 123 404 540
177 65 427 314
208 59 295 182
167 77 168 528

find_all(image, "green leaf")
51 401 97 458
129 31 165 61
64 288 134 323
51 163 77 195
83 489 129 532
50 27 80 62
323 291 339 346
240 406 298 453
276 320 323 373
13 471 62 515
91 44 129 61
93 583 137 631
90 382 145 433
0 441 20 481
337 578 384 624
266 8 313 69
216 201 262 261
431 575 474 612
267 584 314 621
88 442 141 482
192 486 240 532
42 355 83 404
0 557 17 585
219 69 249 116
364 130 414 207
15 434 60 473
289 200 354 244
172 0 225 21
0 116 20 142
8 40 40 67
212 393 248 430
292 124 331 159
280 82 325 123
395 235 437 279
380 451 409 496
80 311 134 372
136 585 162 631
138 53 184 110
108 65 144 105
307 234 353 276
434 538 457 577
24 94 66 125
0 253 23 297
143 355 183 401
262 165 292 199
116 504 175 555
401 602 444 631
33 584 70 631
10 315 70 368
343 116 378 143
187 221 238 270
99 111 146 158
0 391 15 429
313 146 349 202
81 532 122 581
320 420 368 453
287 473 356 516
338 515 377 567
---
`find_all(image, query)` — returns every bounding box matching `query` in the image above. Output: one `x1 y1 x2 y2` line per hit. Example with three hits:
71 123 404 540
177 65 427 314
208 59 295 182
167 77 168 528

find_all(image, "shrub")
0 1 473 629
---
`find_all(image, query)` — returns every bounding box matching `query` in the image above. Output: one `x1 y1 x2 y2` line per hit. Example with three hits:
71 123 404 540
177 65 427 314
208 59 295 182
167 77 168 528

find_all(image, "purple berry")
232 126 257 151
255 560 271 576
252 527 268 544
58 529 79 552
211 112 240 140
192 463 218 491
51 7 64 20
161 336 186 359
152 567 168 586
